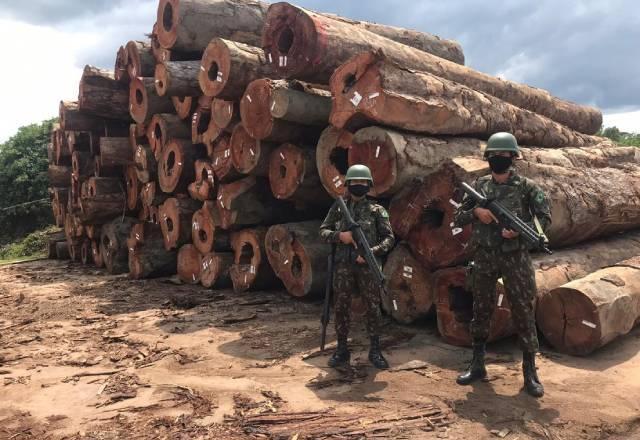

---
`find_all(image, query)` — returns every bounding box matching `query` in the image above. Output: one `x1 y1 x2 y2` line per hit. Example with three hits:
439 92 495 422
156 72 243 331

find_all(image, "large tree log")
115 45 129 83
537 257 640 355
191 107 213 145
129 245 178 279
129 122 147 152
268 143 332 211
129 77 175 124
134 144 157 183
100 137 133 167
159 197 201 250
125 40 155 78
141 181 170 208
172 96 197 120
188 160 216 201
201 252 234 288
67 131 92 154
158 139 206 193
210 134 242 182
229 228 281 293
229 124 275 176
156 0 267 51
91 240 104 268
60 100 127 133
191 201 232 254
49 165 72 187
199 38 273 99
331 53 604 148
94 155 122 178
53 128 72 166
80 239 94 265
79 195 126 224
315 126 353 198
125 165 141 211
262 5 601 134
78 65 131 120
381 243 434 324
55 241 71 260
128 221 165 250
264 221 329 298
211 99 240 130
240 79 327 143
155 61 202 97
177 244 204 284
148 113 191 159
100 217 137 274
72 151 94 183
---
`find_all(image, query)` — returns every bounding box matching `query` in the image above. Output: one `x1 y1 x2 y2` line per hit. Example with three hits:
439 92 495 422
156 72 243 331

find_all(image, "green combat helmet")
484 132 519 157
345 164 374 184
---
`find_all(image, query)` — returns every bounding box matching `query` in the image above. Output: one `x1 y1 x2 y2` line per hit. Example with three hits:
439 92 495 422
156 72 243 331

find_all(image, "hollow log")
230 124 276 176
159 197 201 250
72 151 94 183
67 131 92 153
191 107 212 145
152 22 172 63
134 144 157 183
263 4 602 134
91 240 104 268
125 165 141 211
211 99 240 130
240 79 327 143
155 61 202 97
148 113 192 159
100 137 133 167
172 96 198 120
191 201 232 254
330 53 604 147
264 221 329 298
210 134 241 182
158 139 206 193
381 243 434 324
130 123 148 152
100 217 137 275
115 45 129 83
149 206 160 224
125 40 155 78
201 252 234 288
229 228 281 293
141 181 170 208
129 245 178 279
315 126 353 198
55 241 71 260
129 77 176 124
156 0 267 51
177 244 204 284
80 240 93 265
199 38 273 99
188 160 216 201
49 165 72 187
538 257 640 355
78 65 131 120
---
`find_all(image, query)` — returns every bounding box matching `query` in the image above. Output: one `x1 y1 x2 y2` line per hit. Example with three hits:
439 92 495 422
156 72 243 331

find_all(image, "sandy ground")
0 259 639 439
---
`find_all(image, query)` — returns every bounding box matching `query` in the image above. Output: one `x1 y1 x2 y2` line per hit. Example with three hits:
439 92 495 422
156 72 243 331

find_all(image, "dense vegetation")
0 225 59 261
598 126 640 146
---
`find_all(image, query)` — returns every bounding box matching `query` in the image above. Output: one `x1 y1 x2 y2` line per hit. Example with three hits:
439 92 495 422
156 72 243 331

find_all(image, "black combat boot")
368 336 389 369
456 341 487 385
523 352 544 398
328 337 350 368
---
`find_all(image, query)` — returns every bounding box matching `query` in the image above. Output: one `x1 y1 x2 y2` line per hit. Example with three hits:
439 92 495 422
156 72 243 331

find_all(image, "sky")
0 0 638 142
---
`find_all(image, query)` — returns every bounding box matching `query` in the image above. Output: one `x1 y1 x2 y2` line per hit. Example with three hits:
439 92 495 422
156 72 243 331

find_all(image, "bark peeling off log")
178 244 204 284
129 77 176 124
201 252 234 288
315 126 353 198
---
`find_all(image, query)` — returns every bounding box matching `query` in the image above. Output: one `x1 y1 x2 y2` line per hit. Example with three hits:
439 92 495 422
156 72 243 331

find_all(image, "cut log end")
239 79 274 140
129 77 149 124
177 244 203 284
230 124 270 175
154 63 170 96
156 0 179 50
316 126 353 198
199 39 231 97
201 252 234 288
349 130 397 197
268 143 305 200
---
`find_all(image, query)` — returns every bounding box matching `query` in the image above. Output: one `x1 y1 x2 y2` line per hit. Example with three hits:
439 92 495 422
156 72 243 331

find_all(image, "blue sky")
0 0 638 141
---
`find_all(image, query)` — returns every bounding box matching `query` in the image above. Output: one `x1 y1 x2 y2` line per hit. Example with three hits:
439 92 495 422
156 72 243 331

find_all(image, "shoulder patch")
375 205 389 218
535 191 545 203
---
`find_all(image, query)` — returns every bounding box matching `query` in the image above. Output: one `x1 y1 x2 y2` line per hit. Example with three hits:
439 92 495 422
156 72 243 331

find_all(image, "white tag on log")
334 180 343 188
249 148 255 156
449 199 461 208
250 265 256 274
497 294 504 307
393 299 398 311
200 65 205 72
452 227 463 236
350 92 363 107
246 95 252 103
280 152 285 160
403 266 413 273
332 176 340 182
582 320 597 329
268 53 273 63
284 259 289 265
369 92 380 100
375 145 381 158
217 72 223 82
403 272 413 279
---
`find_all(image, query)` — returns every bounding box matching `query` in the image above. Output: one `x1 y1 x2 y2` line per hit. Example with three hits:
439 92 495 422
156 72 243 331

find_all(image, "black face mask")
488 155 513 174
348 184 370 197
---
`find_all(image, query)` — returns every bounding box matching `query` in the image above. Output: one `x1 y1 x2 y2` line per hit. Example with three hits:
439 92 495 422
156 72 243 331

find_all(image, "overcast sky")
0 0 638 142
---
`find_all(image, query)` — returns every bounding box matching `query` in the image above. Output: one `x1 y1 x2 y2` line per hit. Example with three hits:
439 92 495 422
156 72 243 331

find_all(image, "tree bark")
129 77 176 124
60 100 127 132
81 239 94 265
129 122 147 152
49 165 72 187
148 113 192 159
115 45 129 83
199 38 273 99
94 155 123 178
125 165 141 211
92 240 105 268
53 128 72 166
134 144 157 183
156 0 267 51
141 181 170 208
331 54 604 147
155 61 202 97
201 252 234 288
100 217 138 274
159 197 201 250
177 244 204 284
315 126 353 198
55 241 71 260
79 65 131 120
240 79 326 143
67 131 92 153
229 227 281 293
100 137 133 166
211 99 240 130
129 245 178 279
264 221 329 298
382 243 434 324
79 195 126 224
229 124 276 176
86 225 102 240
191 201 232 254
86 177 124 197
125 40 156 79
72 151 94 183
158 139 206 193
538 257 640 356
172 96 198 120
188 160 216 201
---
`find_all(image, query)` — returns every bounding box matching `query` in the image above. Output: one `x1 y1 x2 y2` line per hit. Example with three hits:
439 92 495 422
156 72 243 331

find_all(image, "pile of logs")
47 0 640 356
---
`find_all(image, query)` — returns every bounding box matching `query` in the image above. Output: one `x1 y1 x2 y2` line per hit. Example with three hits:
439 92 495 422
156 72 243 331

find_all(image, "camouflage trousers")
333 262 382 339
470 247 539 352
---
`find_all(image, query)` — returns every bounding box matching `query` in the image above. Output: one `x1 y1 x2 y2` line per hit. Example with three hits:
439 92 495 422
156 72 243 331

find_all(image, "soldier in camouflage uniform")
319 165 395 369
454 132 551 398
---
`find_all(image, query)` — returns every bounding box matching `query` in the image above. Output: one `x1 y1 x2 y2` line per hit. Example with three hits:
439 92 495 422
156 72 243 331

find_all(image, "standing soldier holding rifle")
319 164 395 369
454 132 552 397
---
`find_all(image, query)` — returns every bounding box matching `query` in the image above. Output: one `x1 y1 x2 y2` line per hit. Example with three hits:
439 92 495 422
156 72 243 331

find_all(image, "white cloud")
603 111 640 133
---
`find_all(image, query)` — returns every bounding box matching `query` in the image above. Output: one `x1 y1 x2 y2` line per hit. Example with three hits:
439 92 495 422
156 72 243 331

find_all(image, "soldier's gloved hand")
339 231 357 248
422 208 442 226
473 207 499 225
502 228 520 239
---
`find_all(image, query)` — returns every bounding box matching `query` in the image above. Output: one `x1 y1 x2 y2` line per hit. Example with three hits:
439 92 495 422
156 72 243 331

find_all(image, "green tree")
0 119 56 244
598 125 640 147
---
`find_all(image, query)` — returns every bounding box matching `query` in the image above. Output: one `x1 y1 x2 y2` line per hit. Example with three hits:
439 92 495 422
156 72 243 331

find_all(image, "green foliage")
598 126 640 146
0 119 56 244
0 225 59 260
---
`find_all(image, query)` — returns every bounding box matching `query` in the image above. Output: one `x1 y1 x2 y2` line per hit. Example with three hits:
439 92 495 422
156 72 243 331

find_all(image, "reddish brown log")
125 165 141 211
433 267 514 347
72 151 94 183
211 99 240 130
199 38 273 99
240 79 327 143
60 100 121 132
188 160 216 201
91 240 104 268
55 241 71 260
100 137 133 167
229 228 281 293
69 243 82 262
202 118 226 157
78 65 130 120
148 113 192 159
210 134 241 182
79 195 126 224
191 107 212 145
49 165 72 187
265 221 328 298
315 126 353 198
115 45 129 83
129 122 147 152
100 217 137 274
263 5 601 134
69 178 81 212
129 77 175 124
151 22 171 63
156 0 267 51
67 131 91 154
139 204 151 222
230 124 275 176
381 243 434 324
80 240 93 265
192 201 232 254
201 252 234 288
128 221 167 250
159 197 201 250
149 206 160 224
129 245 177 279
177 244 203 284
141 181 170 208
331 53 603 147
134 144 157 183
158 139 205 193
268 143 332 210
125 40 155 78
86 225 102 240
86 177 123 197
155 61 201 97
94 155 122 178
172 96 197 119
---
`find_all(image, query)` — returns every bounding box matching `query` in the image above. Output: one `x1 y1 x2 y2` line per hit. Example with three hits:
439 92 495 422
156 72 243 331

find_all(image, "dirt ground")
0 260 639 440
